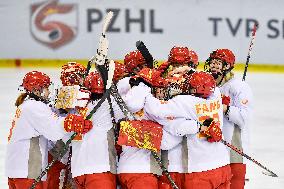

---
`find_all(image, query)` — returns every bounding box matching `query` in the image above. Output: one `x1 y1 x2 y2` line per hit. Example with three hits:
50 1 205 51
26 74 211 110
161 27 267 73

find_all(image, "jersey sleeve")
226 82 253 129
24 101 69 141
144 95 199 136
124 83 151 113
117 77 131 97
144 95 183 119
160 130 183 150
161 118 199 137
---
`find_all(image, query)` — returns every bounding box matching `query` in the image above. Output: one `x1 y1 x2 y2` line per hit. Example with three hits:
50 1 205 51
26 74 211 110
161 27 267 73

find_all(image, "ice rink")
0 68 283 189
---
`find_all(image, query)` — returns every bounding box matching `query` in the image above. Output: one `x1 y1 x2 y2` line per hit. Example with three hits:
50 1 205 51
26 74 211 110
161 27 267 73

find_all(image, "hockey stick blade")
102 11 114 36
136 40 154 68
262 170 278 177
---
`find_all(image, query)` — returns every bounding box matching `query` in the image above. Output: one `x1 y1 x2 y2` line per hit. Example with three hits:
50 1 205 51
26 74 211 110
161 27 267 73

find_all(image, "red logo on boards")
30 0 78 49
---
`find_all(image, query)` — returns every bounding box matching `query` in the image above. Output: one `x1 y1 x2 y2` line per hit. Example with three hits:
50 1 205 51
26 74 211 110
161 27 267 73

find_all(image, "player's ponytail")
224 72 234 83
15 93 28 107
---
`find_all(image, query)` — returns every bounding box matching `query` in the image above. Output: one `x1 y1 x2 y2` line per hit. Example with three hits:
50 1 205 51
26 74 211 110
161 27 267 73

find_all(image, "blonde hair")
15 93 28 107
219 71 234 87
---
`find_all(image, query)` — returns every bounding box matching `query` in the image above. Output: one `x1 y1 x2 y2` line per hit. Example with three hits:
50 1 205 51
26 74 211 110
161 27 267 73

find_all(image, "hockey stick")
110 85 179 189
242 23 258 81
136 40 154 68
220 139 278 177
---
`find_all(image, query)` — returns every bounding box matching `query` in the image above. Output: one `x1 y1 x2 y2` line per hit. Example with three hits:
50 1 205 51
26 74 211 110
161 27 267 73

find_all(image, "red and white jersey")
219 76 253 164
117 83 163 174
144 88 230 173
71 96 125 178
5 99 69 180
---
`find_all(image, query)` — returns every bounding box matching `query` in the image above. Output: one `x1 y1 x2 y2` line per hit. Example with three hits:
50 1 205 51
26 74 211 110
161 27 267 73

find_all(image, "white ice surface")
0 68 283 188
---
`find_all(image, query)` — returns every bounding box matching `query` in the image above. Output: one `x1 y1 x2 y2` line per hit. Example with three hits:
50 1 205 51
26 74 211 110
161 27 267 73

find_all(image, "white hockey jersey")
5 99 70 180
70 96 125 177
219 76 253 164
144 87 230 173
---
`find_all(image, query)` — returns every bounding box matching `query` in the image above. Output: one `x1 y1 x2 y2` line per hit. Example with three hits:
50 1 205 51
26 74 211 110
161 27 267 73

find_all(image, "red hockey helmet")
135 68 167 87
22 71 51 92
208 49 235 68
168 46 192 65
60 62 86 86
113 61 126 82
188 49 199 68
124 50 146 73
84 72 105 94
188 71 216 98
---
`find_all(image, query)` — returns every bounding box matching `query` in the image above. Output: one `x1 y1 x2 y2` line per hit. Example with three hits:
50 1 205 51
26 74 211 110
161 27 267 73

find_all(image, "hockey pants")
183 165 232 189
46 157 66 189
74 172 116 189
158 172 184 189
230 163 246 189
8 178 46 189
118 173 158 189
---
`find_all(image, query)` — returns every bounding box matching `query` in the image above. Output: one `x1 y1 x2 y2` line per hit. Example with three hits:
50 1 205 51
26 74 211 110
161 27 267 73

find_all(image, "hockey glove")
129 76 144 87
202 118 222 143
64 114 93 134
222 94 231 106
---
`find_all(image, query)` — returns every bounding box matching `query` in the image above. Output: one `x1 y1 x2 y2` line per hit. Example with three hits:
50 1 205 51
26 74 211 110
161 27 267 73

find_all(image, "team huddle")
5 47 253 189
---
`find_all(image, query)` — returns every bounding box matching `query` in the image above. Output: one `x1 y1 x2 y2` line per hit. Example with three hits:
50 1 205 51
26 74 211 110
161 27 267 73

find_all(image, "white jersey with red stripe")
219 76 253 164
70 96 125 178
5 99 69 180
144 87 230 173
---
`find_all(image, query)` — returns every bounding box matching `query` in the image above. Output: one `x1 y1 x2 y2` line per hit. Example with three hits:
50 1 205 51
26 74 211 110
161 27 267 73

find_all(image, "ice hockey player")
69 71 124 189
128 70 232 189
154 47 199 189
6 71 93 189
116 67 168 189
46 61 88 189
205 49 253 189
